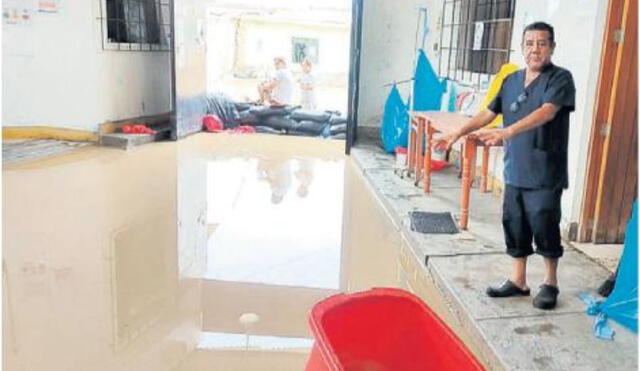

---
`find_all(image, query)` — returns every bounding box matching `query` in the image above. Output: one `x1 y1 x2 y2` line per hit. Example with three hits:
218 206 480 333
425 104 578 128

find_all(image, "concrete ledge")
100 133 156 150
350 143 638 371
99 124 172 150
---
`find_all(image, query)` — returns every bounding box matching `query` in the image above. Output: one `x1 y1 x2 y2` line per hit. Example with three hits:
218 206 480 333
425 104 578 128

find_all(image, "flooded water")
3 134 408 371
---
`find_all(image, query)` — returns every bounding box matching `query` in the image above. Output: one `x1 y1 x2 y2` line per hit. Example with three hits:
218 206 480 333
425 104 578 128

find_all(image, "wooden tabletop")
413 111 504 146
412 111 472 135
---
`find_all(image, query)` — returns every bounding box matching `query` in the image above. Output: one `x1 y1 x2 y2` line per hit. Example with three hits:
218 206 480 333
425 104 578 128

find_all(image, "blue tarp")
441 79 458 112
380 85 409 153
412 49 445 111
581 201 638 340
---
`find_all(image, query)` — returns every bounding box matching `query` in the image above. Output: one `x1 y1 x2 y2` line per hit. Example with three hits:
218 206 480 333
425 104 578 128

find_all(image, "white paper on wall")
472 22 484 51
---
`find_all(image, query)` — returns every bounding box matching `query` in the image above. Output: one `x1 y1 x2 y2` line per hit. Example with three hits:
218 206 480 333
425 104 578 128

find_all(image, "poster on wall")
3 0 35 26
3 0 36 57
38 0 61 13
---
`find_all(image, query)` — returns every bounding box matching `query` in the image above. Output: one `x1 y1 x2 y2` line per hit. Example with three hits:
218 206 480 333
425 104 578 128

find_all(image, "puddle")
205 157 344 289
3 134 410 371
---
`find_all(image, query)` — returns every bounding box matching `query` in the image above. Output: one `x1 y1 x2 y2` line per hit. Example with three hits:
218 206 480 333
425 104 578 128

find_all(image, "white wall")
2 1 172 132
206 14 238 91
358 0 428 127
231 17 350 81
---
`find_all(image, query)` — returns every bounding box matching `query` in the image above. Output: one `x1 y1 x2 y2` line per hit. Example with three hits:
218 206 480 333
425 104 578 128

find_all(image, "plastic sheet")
249 106 294 118
235 111 259 126
290 110 331 123
380 85 409 153
254 126 284 135
262 116 299 131
205 93 240 128
330 123 347 135
291 120 327 136
234 102 252 112
329 116 348 125
412 49 446 111
581 201 638 340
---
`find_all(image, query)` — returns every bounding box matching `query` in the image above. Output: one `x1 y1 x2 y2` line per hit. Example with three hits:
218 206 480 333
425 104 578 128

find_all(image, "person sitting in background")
258 57 294 106
298 58 317 110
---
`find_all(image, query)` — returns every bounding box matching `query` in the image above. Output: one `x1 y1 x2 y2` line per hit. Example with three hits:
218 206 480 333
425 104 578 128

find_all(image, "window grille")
99 0 171 51
438 0 516 87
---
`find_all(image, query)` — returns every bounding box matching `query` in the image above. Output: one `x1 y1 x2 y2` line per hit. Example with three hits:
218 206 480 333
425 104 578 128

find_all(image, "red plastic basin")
305 288 484 371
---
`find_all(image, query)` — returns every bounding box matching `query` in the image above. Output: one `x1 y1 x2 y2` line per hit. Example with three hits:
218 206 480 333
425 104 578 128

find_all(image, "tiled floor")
569 242 623 272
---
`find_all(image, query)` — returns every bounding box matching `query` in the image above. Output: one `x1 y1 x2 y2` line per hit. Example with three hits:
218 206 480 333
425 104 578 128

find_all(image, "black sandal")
533 284 559 310
486 280 531 298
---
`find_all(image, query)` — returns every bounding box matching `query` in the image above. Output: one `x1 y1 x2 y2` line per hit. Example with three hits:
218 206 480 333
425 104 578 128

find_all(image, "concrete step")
99 123 172 150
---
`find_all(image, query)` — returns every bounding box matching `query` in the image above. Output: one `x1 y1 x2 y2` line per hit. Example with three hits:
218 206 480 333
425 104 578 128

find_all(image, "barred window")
100 0 171 51
439 0 516 86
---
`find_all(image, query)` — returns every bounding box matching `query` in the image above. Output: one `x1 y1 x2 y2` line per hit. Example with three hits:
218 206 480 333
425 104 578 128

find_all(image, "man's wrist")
505 126 516 139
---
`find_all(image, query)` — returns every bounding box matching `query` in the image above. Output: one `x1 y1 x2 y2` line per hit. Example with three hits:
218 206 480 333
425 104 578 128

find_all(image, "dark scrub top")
488 63 576 190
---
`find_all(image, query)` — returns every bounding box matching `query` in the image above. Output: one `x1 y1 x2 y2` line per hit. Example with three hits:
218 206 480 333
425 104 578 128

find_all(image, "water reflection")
205 157 344 289
4 134 405 371
257 158 292 204
3 142 201 371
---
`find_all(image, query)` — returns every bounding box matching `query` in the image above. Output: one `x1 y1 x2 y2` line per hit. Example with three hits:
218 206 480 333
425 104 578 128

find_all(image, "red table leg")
408 120 416 175
460 138 476 230
480 145 490 193
423 119 433 193
414 118 424 185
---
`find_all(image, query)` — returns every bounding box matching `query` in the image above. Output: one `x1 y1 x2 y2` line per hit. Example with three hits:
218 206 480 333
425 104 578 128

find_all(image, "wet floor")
3 134 409 371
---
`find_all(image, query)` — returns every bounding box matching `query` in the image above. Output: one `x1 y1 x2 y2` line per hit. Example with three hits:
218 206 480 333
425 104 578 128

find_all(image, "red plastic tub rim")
307 287 484 371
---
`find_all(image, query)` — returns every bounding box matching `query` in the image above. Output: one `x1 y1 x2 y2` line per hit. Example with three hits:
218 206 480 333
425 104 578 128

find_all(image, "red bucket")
305 288 484 371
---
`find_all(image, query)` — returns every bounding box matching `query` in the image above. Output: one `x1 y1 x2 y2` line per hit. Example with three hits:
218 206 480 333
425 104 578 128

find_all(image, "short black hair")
522 22 555 45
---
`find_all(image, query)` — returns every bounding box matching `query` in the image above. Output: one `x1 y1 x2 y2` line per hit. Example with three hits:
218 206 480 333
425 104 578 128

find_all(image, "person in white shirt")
298 58 317 110
258 57 294 106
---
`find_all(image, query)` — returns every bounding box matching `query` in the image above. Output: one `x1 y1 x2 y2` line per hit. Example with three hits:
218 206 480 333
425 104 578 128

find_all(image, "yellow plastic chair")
480 63 519 128
457 63 519 189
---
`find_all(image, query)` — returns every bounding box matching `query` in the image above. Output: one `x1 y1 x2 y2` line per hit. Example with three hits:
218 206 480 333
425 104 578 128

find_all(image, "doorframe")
578 0 636 242
346 0 364 155
170 0 177 140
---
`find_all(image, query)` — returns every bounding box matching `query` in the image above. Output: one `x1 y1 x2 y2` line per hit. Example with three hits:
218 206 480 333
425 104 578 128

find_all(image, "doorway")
578 0 638 243
171 0 363 152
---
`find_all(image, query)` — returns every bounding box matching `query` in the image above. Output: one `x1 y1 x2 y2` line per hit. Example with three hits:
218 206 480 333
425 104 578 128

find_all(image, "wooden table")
408 111 502 230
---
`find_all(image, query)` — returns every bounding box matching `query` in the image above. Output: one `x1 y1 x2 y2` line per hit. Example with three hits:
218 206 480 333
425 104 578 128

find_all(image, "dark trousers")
503 185 563 258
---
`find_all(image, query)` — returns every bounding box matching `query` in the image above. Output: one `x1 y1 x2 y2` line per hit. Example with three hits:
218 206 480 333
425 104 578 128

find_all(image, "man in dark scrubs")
434 22 575 310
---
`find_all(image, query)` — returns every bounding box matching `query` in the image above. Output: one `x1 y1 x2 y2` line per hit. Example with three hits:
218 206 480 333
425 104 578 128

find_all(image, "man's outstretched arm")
433 109 497 151
478 103 560 145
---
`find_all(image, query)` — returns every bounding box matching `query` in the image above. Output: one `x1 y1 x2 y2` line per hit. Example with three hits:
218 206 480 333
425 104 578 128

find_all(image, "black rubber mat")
409 211 459 234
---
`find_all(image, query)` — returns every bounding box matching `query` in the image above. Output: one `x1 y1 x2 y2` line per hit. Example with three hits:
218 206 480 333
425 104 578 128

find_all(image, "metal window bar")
439 0 515 88
462 0 472 82
99 0 171 52
448 0 458 81
442 18 515 27
442 47 511 52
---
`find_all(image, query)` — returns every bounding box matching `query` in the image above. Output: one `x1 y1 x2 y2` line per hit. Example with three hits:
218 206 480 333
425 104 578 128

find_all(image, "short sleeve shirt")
272 69 294 105
487 64 576 189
